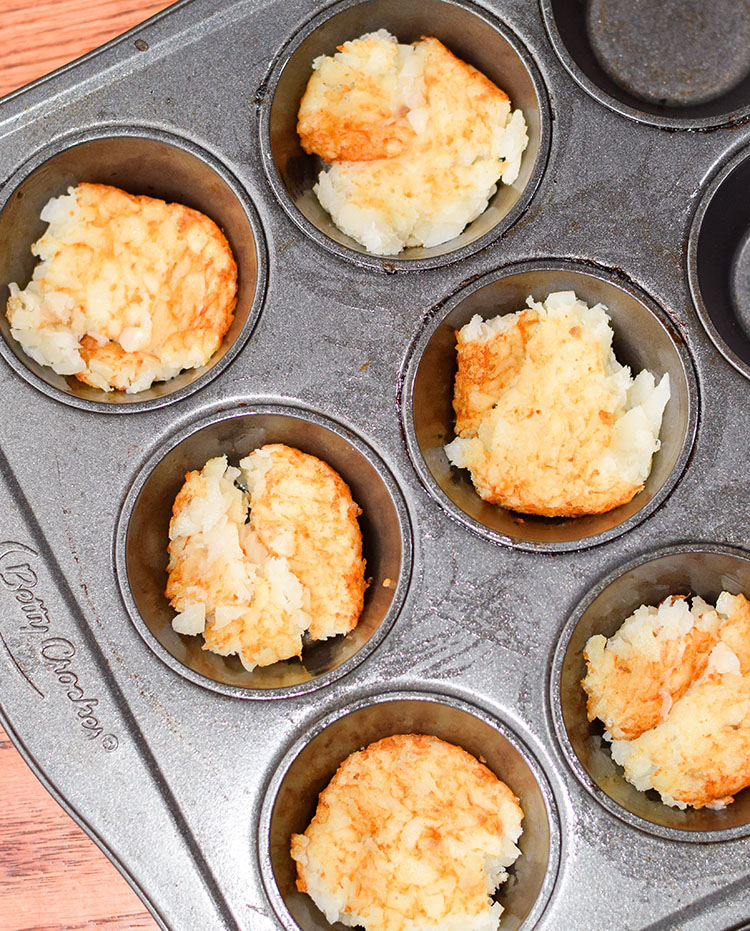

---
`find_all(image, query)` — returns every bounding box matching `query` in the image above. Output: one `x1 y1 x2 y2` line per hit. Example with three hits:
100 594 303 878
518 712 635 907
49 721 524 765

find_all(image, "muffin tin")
259 0 550 270
116 404 412 697
259 692 559 931
0 0 749 929
553 543 750 843
0 127 267 410
401 259 698 552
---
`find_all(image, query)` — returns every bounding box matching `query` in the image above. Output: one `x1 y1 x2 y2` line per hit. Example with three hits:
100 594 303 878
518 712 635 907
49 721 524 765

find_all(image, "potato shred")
291 734 524 931
165 443 367 670
6 182 237 393
298 30 528 255
583 592 750 809
445 291 670 517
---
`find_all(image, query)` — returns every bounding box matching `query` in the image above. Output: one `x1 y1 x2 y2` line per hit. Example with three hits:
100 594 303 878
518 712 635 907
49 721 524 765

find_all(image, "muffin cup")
115 404 412 698
400 259 698 552
551 543 750 841
258 0 550 271
0 125 267 411
541 0 750 129
258 690 560 930
688 145 750 381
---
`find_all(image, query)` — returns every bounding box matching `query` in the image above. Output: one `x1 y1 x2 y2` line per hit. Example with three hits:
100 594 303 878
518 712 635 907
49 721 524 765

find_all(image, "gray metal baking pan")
0 0 749 928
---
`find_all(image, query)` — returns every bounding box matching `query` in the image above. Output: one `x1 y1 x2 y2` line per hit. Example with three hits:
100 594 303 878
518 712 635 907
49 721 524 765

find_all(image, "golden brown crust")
62 183 236 390
297 32 415 162
585 593 750 810
251 444 367 639
453 310 536 437
311 36 511 202
583 619 718 740
449 300 647 518
420 36 509 109
297 34 512 195
165 445 368 669
298 74 414 162
291 734 523 929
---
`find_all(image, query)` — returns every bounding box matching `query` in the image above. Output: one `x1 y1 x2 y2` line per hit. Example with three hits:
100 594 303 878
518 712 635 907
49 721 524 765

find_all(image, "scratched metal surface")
0 0 749 929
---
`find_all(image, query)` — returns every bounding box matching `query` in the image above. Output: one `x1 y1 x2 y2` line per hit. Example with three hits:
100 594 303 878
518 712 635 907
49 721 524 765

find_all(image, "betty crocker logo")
0 541 50 633
0 540 118 751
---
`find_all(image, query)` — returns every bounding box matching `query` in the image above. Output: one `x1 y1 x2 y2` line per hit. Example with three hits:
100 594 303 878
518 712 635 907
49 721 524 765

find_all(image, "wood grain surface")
0 5 173 926
0 0 174 98
0 726 159 930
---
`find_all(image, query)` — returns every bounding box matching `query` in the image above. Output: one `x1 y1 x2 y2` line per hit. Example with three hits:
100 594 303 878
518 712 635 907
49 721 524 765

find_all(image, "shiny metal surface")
401 259 698 552
0 0 749 928
688 144 750 382
541 0 750 129
552 543 750 842
259 0 550 271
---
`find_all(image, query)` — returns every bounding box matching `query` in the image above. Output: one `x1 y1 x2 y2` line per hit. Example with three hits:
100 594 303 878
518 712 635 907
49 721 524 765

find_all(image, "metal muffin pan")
552 543 750 843
116 404 413 698
0 0 748 929
259 0 550 271
541 0 750 129
688 144 750 382
401 259 698 552
0 126 268 411
259 691 560 931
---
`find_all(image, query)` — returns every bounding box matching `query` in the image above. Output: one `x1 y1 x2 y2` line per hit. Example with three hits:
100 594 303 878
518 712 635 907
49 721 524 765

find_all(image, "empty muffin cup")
115 404 412 697
259 0 550 270
541 0 750 129
0 126 267 411
551 543 750 841
688 145 750 381
258 690 560 930
401 260 697 552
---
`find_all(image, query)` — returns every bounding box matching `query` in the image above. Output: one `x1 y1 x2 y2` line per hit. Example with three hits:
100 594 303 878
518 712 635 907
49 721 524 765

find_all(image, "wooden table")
0 725 158 930
0 7 173 928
